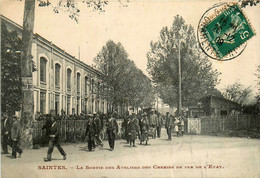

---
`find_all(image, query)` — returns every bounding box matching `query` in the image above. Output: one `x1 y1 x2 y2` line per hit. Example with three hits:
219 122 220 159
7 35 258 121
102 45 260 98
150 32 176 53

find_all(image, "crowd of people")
1 109 186 162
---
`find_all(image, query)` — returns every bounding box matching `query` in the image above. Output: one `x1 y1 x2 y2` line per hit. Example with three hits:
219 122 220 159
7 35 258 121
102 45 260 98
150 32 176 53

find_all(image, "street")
1 128 260 178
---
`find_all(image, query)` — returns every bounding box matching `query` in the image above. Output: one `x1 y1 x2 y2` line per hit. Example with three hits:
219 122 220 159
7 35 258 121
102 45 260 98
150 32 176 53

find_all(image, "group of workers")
2 110 185 162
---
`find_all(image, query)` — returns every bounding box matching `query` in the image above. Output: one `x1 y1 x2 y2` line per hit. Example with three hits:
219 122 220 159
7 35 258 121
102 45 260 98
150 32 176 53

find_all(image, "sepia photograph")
0 0 259 177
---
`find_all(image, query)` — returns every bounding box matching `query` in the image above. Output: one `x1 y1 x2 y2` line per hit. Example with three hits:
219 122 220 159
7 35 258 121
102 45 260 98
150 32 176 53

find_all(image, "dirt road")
1 128 260 178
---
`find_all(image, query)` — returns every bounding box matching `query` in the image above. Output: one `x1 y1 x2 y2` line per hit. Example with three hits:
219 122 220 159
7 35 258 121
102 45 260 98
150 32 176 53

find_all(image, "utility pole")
178 39 182 116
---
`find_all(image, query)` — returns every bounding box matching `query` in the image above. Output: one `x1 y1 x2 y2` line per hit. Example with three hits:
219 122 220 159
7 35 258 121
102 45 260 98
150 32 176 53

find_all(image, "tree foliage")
240 0 260 8
37 0 128 23
1 22 23 115
94 40 154 110
222 82 253 105
147 15 220 107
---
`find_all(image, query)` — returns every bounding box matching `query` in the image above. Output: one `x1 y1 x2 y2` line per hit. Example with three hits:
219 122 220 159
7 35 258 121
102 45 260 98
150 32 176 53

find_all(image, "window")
91 79 94 94
77 98 80 115
77 73 81 94
97 82 100 97
85 99 88 113
67 69 72 90
40 57 47 82
220 110 228 116
85 77 88 96
55 64 61 87
40 92 46 114
55 94 59 115
67 96 71 115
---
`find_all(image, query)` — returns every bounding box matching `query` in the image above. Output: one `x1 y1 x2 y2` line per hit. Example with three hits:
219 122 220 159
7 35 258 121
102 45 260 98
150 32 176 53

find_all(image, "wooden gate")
187 118 201 134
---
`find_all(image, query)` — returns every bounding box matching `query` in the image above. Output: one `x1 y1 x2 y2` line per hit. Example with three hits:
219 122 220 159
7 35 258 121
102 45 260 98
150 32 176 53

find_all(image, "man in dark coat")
123 115 130 143
127 114 139 147
11 116 23 158
93 113 103 147
45 117 66 161
85 114 96 151
2 113 13 154
42 115 52 146
165 113 174 141
106 112 118 151
140 112 149 145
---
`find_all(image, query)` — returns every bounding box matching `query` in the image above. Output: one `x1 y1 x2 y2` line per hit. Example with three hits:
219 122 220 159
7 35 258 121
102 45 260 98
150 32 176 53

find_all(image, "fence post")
236 115 239 130
64 119 66 142
222 117 225 132
248 115 251 128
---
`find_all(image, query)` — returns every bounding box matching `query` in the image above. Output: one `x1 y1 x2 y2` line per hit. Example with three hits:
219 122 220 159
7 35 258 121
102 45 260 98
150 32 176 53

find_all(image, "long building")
1 15 110 116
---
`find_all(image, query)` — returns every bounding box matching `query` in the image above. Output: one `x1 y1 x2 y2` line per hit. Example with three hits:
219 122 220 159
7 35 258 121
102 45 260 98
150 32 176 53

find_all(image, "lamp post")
177 39 182 116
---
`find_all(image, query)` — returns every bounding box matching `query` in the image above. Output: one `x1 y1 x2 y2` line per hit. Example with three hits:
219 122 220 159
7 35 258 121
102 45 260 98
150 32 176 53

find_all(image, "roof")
200 94 240 107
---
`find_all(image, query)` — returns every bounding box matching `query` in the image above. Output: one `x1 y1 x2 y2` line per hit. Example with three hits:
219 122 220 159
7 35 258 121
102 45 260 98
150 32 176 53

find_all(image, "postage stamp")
198 3 255 60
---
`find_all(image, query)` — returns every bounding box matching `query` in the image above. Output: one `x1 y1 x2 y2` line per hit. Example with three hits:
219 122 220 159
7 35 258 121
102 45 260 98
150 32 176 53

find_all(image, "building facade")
2 15 109 116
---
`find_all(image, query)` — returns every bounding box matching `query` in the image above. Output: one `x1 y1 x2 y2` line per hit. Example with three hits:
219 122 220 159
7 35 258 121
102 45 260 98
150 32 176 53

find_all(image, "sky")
1 0 259 98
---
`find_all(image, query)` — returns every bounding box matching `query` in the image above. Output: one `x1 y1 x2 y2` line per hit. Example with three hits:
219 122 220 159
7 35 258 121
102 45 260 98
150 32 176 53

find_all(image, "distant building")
188 95 241 117
2 15 110 116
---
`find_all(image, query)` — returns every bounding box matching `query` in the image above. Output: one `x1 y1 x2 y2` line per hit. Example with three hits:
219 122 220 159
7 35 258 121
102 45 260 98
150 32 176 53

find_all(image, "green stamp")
201 4 255 59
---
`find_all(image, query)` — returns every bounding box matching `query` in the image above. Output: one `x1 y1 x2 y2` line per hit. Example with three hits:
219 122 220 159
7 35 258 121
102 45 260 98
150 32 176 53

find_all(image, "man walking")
11 115 23 158
106 112 118 151
93 113 103 147
165 113 174 141
149 110 157 139
127 114 139 147
45 117 66 162
2 113 12 154
122 114 130 143
85 114 96 151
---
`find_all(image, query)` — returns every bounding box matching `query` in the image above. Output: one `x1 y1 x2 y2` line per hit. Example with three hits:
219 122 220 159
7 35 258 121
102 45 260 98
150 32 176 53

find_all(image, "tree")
147 15 220 108
1 22 23 115
94 40 154 111
222 82 253 105
94 40 129 109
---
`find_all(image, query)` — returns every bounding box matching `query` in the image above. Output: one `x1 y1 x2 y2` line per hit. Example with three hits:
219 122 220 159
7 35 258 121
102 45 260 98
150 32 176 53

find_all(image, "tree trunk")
20 0 35 149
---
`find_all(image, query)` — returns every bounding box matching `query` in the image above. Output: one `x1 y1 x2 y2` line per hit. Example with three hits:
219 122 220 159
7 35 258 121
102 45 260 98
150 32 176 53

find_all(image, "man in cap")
11 115 23 158
127 113 139 147
45 116 66 161
106 112 118 151
165 112 174 141
93 113 103 147
122 113 130 143
2 112 12 154
85 114 96 151
149 109 157 138
42 114 52 147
